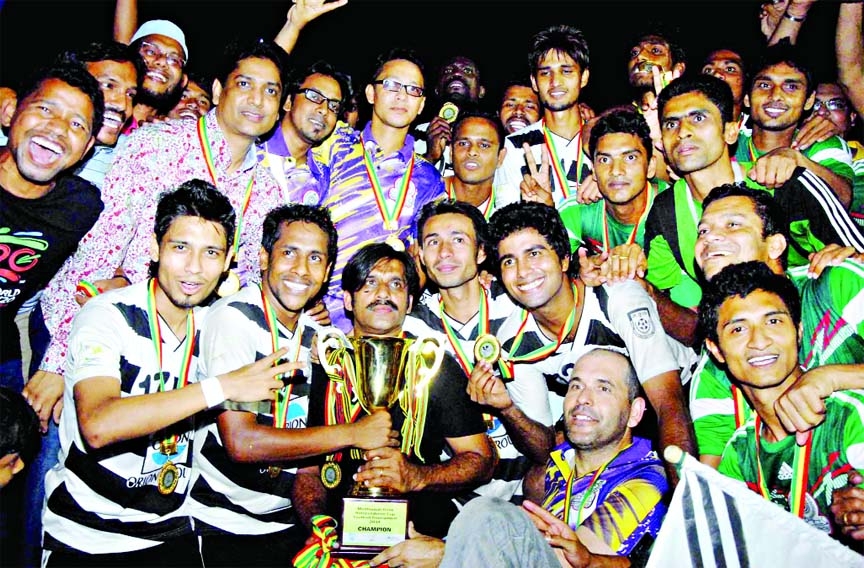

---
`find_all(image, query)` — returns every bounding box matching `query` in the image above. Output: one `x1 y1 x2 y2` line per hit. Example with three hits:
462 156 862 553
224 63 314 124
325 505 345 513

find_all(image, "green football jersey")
719 391 864 534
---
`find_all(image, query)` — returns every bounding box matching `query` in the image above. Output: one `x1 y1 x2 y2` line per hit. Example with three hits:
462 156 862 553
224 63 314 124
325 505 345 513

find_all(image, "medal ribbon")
731 384 748 429
500 282 579 379
146 278 195 450
360 136 413 230
601 183 657 252
753 416 812 518
561 440 631 527
444 178 495 220
292 515 370 568
746 137 761 165
260 285 302 429
439 290 490 377
323 345 365 462
197 117 255 260
75 280 101 298
543 121 583 200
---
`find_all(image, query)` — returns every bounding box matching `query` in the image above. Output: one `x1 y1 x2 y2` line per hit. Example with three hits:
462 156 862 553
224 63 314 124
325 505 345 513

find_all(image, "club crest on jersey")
627 308 654 339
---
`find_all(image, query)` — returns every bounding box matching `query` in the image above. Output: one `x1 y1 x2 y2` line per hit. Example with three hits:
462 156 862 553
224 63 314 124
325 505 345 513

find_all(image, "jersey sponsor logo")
627 308 655 339
0 228 48 305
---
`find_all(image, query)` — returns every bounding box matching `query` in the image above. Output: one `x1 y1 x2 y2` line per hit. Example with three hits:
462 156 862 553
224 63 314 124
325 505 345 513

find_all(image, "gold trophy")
316 329 444 557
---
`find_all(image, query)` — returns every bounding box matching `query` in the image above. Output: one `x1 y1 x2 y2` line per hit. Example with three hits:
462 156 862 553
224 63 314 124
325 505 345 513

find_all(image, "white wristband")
201 377 226 408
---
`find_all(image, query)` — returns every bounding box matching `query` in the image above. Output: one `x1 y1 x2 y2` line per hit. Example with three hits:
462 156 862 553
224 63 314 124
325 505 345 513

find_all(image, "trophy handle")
410 335 445 385
316 328 352 375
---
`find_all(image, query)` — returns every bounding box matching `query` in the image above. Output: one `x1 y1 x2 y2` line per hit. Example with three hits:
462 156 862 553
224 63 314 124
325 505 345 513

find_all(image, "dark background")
0 0 848 123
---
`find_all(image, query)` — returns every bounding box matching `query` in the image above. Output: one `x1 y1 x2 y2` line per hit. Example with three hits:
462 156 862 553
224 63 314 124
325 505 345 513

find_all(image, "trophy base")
335 495 409 559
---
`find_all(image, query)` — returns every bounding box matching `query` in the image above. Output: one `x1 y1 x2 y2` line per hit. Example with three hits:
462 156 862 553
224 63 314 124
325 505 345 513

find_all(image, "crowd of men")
1 0 864 566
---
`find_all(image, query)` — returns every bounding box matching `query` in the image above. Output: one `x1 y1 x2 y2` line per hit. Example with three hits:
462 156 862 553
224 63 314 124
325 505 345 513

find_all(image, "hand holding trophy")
316 328 444 557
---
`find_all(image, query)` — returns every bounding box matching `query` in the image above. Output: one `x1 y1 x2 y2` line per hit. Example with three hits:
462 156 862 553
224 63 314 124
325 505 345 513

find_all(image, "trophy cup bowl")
315 329 444 557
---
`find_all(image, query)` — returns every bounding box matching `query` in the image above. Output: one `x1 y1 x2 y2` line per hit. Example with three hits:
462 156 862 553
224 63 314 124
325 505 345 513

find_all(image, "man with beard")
127 20 189 124
414 55 487 177
258 61 348 205
41 180 299 566
498 79 541 135
735 42 855 208
414 349 668 568
495 25 595 207
35 39 288 456
627 27 687 113
0 62 103 568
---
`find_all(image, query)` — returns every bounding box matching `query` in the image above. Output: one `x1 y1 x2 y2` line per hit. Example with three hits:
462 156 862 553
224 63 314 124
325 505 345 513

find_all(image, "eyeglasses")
813 98 849 112
139 42 185 69
301 88 342 113
372 78 424 98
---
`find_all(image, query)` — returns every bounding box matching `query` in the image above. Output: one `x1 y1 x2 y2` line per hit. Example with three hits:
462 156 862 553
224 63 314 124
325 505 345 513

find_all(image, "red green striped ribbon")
753 416 812 519
360 136 413 231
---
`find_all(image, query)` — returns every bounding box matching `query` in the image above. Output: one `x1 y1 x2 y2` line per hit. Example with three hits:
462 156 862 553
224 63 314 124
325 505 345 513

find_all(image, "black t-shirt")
307 339 487 538
0 174 102 362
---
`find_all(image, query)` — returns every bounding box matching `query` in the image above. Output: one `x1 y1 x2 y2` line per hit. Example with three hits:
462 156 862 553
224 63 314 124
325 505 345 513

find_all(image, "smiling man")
498 79 541 135
258 61 348 205
41 181 297 566
699 261 864 539
489 202 696 486
128 20 189 124
187 204 399 564
735 43 855 208
688 184 864 467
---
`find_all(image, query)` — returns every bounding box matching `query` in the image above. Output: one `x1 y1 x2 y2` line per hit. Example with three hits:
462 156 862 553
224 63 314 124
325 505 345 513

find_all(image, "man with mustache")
294 243 494 554
167 73 212 121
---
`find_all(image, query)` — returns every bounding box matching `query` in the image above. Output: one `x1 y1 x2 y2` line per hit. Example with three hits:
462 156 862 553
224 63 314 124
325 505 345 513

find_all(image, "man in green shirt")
699 261 864 539
689 184 864 467
736 42 854 208
558 108 667 257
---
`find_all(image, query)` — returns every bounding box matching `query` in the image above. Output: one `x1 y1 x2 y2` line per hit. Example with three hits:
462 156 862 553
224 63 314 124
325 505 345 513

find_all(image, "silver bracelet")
200 377 226 408
783 12 807 23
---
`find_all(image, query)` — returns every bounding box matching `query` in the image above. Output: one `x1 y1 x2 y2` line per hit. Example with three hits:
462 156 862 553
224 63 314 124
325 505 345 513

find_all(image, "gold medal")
385 234 405 252
320 461 342 489
474 334 501 364
217 270 241 297
438 102 459 123
157 461 180 495
268 465 282 478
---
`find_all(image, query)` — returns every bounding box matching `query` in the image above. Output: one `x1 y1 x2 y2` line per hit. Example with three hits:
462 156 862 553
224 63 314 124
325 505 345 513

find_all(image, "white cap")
130 20 189 61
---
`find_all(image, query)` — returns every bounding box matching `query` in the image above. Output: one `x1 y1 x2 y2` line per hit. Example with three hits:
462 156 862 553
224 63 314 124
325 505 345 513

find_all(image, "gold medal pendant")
474 334 501 365
320 461 342 489
217 270 241 298
157 461 180 495
385 234 405 252
268 465 282 478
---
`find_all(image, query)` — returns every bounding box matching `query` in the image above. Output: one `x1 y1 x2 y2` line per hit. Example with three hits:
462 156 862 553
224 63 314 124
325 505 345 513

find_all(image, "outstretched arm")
274 0 348 54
